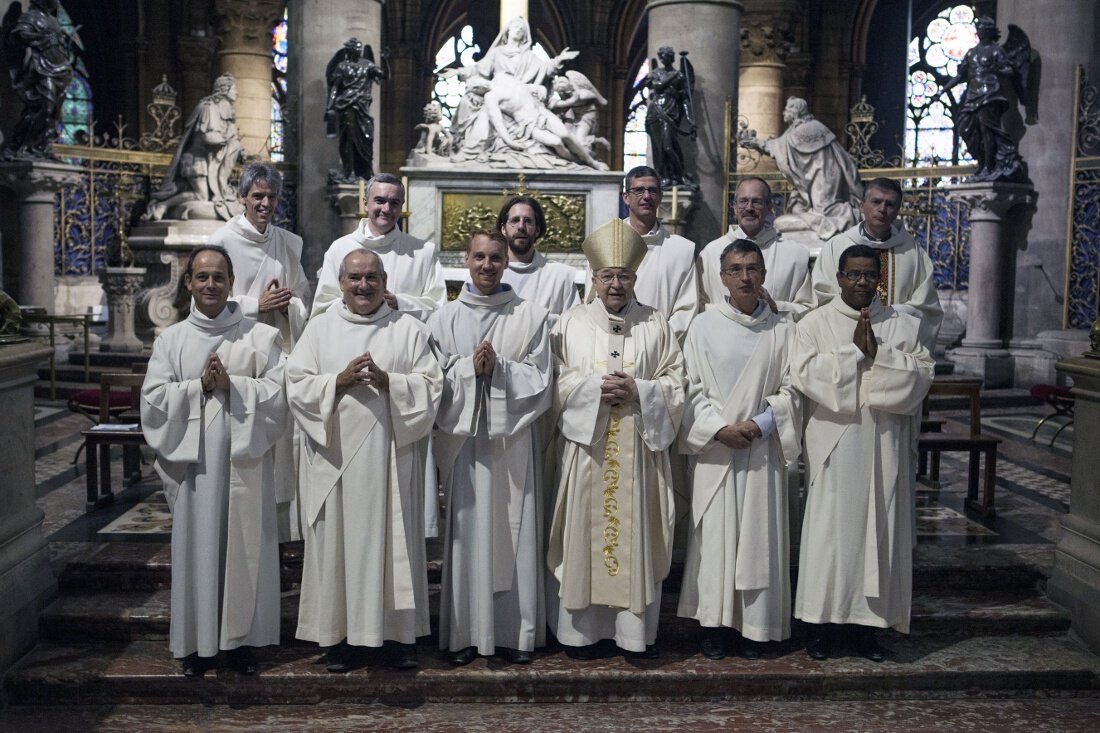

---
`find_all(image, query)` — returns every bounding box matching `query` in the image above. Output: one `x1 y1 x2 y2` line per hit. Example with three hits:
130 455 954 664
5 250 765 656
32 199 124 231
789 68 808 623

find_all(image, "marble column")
1051 352 1100 655
737 13 794 174
290 0 384 279
0 161 83 311
996 1 1100 355
946 181 1038 387
646 0 744 245
0 341 57 674
214 0 286 159
99 267 148 353
328 184 364 237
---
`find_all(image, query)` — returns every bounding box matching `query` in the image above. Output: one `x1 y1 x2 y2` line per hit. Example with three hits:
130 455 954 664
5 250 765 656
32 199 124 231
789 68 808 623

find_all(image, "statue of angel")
940 17 1040 182
325 38 389 183
633 46 697 189
550 70 610 160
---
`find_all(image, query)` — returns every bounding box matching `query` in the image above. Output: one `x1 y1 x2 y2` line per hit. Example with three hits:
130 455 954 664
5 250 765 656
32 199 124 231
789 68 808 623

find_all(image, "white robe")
547 299 686 651
430 286 553 654
676 300 802 642
791 298 934 632
697 226 813 315
812 223 943 351
287 303 442 647
633 222 699 342
312 222 447 320
210 215 311 542
501 251 580 322
312 221 448 537
141 303 286 658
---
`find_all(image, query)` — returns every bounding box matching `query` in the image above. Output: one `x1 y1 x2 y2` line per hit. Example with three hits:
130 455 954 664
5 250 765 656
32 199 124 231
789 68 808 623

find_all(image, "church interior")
1 0 1099 729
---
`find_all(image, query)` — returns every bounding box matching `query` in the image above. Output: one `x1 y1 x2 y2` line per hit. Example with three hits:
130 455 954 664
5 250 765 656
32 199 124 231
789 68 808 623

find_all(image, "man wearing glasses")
698 177 813 315
791 244 934 662
620 165 699 342
810 177 942 351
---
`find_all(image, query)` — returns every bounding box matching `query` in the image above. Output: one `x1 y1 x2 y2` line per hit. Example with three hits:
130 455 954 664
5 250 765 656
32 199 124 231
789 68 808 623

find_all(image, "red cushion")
68 389 134 411
1030 384 1073 401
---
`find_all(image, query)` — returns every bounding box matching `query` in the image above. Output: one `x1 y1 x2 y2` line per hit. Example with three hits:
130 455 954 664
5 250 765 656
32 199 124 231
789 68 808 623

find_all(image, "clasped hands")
258 278 292 314
200 352 230 394
852 307 878 359
337 352 390 392
473 340 496 377
601 370 639 407
714 420 762 450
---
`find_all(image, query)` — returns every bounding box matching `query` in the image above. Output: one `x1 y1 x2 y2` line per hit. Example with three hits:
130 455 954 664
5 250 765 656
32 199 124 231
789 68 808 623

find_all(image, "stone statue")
939 17 1039 183
739 97 863 240
435 15 607 171
325 38 389 183
0 288 22 340
0 0 73 160
634 46 697 189
549 70 610 160
413 101 453 157
146 74 244 221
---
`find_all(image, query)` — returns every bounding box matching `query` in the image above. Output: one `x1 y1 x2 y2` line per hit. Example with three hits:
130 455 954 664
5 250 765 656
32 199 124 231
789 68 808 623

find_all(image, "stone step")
38 585 1070 645
6 634 1098 706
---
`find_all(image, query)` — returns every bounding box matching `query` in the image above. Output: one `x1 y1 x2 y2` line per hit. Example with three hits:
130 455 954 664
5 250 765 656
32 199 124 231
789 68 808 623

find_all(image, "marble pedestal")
0 341 57 674
129 219 226 339
1050 354 1100 655
99 267 147 353
0 160 82 311
945 181 1038 387
327 182 365 237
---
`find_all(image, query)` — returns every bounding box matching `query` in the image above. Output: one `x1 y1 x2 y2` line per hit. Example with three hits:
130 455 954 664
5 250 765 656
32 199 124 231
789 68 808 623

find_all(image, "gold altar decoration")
440 176 586 252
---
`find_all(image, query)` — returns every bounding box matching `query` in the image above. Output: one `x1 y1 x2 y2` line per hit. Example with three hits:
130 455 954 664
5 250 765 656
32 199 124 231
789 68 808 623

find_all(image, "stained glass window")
905 4 978 166
623 61 649 172
56 5 93 145
270 8 288 161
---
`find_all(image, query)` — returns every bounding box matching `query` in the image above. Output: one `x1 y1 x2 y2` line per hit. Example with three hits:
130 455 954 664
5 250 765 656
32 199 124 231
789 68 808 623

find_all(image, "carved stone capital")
214 0 286 53
740 14 795 64
0 161 82 200
947 181 1038 221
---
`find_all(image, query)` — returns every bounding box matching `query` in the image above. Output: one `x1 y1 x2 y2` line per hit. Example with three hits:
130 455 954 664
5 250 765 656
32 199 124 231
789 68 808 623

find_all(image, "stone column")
646 0 744 245
1051 352 1100 655
946 181 1038 387
328 184 364 237
737 13 794 173
99 267 148 353
214 0 286 159
0 341 57 674
290 0 384 279
0 161 83 311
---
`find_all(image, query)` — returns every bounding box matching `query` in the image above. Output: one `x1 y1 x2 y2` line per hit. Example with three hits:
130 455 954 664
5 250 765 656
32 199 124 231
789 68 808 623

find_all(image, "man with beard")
498 195 579 323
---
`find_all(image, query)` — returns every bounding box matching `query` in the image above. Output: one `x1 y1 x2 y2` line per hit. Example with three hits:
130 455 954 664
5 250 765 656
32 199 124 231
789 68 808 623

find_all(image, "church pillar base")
945 345 1015 388
327 183 365 237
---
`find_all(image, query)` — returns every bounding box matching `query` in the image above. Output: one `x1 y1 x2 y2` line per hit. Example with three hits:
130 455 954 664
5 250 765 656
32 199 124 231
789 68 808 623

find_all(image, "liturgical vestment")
677 299 802 642
791 298 934 632
632 222 699 342
697 226 813 314
141 303 286 659
430 286 553 654
287 303 442 647
547 299 686 651
501 250 580 322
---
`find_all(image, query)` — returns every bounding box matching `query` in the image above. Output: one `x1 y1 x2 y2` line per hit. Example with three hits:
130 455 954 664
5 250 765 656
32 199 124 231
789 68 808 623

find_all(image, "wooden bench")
917 432 1000 517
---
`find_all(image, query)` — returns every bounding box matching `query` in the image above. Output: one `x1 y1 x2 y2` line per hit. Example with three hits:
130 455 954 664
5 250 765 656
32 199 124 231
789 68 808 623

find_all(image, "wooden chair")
81 373 147 512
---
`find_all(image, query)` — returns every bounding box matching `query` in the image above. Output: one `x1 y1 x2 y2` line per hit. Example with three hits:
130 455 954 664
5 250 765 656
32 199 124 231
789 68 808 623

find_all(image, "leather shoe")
227 646 257 675
806 636 831 661
388 643 419 669
180 653 214 678
629 644 658 660
325 643 353 673
740 639 762 660
450 646 478 665
564 643 603 661
856 633 885 663
700 630 725 660
498 647 533 664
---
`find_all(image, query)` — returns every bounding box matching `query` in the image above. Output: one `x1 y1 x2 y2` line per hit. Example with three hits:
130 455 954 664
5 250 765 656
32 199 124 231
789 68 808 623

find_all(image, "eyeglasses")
625 186 661 197
840 270 880 282
596 272 636 285
721 265 763 277
735 198 768 209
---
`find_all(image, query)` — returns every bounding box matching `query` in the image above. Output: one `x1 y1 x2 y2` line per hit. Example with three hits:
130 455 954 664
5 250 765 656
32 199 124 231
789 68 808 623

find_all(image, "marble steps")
6 633 1099 706
36 585 1071 646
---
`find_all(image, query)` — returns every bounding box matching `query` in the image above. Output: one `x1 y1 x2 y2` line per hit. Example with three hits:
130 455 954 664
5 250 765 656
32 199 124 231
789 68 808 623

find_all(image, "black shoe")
564 643 603 661
856 631 885 663
324 642 353 673
628 644 658 660
387 643 419 669
450 646 478 665
806 635 831 661
740 639 762 660
498 647 534 664
180 653 214 678
227 646 258 675
700 629 725 660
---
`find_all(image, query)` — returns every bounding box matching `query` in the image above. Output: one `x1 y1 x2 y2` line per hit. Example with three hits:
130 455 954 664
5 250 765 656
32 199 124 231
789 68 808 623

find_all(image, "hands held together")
201 353 230 394
336 352 390 392
258 278 292 314
714 419 763 450
853 308 878 359
601 370 639 407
